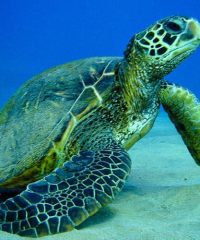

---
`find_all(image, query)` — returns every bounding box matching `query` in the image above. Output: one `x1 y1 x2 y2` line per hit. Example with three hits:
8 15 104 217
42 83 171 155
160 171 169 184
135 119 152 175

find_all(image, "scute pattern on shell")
0 57 121 185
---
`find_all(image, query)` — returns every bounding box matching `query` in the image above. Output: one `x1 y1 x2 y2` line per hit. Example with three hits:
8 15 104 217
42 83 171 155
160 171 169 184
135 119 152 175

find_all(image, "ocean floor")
1 110 200 240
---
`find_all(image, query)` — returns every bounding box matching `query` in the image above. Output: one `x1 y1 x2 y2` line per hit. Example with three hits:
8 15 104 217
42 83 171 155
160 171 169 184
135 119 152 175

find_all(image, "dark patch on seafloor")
76 206 116 230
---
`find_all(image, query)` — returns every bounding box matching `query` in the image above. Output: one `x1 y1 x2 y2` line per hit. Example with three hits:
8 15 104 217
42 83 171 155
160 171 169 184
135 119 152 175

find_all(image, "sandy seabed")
0 110 200 240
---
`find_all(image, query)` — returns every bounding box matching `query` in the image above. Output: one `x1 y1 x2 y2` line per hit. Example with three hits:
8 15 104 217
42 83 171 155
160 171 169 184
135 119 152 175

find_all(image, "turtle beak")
178 18 200 50
187 18 200 41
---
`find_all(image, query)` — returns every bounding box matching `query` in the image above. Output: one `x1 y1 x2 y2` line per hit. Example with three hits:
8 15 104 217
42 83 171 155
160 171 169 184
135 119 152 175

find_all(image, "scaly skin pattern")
0 56 160 237
160 81 200 165
0 140 131 237
0 16 200 237
67 60 160 154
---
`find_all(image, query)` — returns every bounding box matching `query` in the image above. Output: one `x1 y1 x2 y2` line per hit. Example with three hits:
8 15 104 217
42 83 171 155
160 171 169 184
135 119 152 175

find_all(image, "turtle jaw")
178 18 200 47
168 18 200 60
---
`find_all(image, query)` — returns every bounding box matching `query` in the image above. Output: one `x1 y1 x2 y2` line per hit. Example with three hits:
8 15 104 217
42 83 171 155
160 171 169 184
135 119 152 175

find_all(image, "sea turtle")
0 16 200 237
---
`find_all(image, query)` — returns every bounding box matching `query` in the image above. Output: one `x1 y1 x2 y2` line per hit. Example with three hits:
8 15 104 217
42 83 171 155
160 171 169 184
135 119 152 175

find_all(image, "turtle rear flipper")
160 81 200 164
0 139 131 237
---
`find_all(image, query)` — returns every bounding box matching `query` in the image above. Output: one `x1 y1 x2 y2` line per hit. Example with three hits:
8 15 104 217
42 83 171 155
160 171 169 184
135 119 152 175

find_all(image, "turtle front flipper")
0 139 131 237
160 81 200 164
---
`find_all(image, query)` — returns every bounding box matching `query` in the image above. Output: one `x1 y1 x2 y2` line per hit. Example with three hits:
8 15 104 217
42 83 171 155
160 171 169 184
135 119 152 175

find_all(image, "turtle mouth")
168 19 200 58
170 39 200 58
161 37 199 61
164 20 200 59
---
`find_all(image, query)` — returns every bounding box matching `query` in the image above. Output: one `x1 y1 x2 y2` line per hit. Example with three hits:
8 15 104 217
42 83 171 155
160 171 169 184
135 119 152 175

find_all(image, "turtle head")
125 16 200 79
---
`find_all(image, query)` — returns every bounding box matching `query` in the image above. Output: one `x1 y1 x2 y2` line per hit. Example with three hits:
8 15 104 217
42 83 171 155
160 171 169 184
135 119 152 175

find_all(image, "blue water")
0 2 200 239
0 0 200 107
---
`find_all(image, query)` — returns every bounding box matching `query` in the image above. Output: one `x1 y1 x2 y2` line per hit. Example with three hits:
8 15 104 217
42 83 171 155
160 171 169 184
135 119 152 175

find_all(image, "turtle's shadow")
76 206 116 230
76 187 141 230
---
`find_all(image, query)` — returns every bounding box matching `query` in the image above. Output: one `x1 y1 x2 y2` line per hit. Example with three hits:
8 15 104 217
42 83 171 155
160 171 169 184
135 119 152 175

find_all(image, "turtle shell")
0 57 121 188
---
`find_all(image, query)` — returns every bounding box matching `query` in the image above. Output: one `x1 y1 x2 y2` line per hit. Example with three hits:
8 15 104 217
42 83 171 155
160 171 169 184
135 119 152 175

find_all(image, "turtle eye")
164 21 183 34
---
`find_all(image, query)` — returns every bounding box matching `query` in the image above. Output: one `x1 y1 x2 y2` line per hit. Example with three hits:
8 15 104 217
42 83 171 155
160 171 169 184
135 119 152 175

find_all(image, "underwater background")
0 0 200 107
1 1 200 240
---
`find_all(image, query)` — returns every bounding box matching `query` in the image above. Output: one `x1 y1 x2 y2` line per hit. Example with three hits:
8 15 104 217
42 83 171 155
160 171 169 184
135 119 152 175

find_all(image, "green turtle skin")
0 16 200 237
